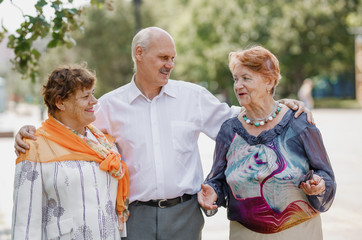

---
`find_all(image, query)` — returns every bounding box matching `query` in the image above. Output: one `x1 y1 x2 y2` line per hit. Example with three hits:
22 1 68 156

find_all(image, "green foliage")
314 98 360 109
72 1 145 96
0 0 105 82
172 0 360 104
34 0 155 97
1 0 361 104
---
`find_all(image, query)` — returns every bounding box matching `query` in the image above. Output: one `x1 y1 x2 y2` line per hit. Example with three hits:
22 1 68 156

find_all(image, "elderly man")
15 27 311 240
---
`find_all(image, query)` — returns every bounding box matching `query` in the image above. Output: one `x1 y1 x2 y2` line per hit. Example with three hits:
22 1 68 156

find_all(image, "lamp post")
350 27 362 106
134 0 142 34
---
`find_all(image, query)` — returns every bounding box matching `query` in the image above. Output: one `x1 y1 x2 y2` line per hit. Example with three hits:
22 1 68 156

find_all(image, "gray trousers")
123 195 204 240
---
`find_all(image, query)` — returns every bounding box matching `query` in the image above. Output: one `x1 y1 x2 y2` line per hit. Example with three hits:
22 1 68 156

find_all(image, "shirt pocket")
171 121 197 153
46 218 74 240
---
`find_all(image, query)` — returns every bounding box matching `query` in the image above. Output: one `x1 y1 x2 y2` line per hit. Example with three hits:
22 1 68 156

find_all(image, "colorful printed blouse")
205 110 336 234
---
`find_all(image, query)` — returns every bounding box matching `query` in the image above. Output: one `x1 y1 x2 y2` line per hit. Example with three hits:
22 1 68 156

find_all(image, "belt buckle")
158 199 168 208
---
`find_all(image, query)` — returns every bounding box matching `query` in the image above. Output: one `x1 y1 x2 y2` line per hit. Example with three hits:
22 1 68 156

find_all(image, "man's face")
137 33 177 88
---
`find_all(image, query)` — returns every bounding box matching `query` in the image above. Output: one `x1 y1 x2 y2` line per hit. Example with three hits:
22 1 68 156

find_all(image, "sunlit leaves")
0 0 106 82
172 0 360 101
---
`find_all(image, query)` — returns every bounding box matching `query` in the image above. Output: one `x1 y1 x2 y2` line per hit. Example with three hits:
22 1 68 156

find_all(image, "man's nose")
165 59 174 69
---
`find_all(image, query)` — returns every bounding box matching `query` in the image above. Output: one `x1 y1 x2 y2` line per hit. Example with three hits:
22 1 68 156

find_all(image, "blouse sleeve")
299 126 337 212
204 121 234 211
12 160 44 239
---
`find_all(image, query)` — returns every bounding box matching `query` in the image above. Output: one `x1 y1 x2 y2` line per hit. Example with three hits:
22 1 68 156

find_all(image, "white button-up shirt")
93 78 239 203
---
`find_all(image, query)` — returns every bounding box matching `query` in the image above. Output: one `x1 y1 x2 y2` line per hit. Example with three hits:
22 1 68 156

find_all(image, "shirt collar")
127 76 143 103
128 76 177 103
160 80 177 99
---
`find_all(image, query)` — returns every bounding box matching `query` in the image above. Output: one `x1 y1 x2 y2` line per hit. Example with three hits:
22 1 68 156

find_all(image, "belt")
132 194 193 208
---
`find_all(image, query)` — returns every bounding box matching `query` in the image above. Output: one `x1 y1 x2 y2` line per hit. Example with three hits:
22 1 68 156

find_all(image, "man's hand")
197 184 218 210
279 98 314 124
14 125 36 157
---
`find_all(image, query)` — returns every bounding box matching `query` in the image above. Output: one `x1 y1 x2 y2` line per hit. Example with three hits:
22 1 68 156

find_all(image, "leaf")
55 10 66 18
35 0 47 8
31 49 41 60
30 70 40 83
65 8 78 15
47 39 58 48
1 24 8 33
91 0 105 8
51 2 61 11
28 16 37 24
15 40 31 53
19 57 29 71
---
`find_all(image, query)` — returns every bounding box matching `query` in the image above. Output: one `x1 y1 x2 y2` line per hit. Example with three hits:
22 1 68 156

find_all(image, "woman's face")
59 86 97 132
232 63 271 107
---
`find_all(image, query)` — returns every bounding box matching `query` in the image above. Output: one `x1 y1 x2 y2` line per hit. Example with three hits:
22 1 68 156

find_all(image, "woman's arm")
203 121 235 209
204 140 230 208
299 126 337 212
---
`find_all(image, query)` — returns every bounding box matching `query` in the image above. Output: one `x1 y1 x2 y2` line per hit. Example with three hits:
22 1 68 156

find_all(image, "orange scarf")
17 115 129 228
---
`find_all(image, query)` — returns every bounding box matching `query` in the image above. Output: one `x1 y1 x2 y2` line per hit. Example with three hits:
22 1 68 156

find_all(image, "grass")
314 98 361 109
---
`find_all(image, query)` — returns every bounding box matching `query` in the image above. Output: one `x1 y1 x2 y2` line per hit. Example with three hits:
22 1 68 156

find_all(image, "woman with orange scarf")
12 65 129 239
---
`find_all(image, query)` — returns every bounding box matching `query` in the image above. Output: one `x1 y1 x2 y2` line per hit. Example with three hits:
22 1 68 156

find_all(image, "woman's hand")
279 98 314 124
14 125 36 156
300 174 326 196
198 184 218 210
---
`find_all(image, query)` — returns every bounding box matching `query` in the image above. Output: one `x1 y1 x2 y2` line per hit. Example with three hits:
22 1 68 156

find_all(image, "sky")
0 0 41 33
0 0 90 33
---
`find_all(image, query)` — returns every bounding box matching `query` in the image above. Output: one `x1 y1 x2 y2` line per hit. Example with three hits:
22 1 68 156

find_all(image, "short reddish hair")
229 46 281 94
43 64 96 115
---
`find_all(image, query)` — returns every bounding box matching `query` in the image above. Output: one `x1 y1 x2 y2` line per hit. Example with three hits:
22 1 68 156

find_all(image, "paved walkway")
1 105 361 239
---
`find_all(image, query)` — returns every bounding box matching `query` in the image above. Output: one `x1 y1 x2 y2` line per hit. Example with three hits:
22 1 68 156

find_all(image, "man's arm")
279 98 314 124
14 125 36 156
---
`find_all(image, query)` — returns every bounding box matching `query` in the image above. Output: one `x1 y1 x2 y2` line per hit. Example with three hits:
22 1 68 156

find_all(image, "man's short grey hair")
131 27 173 72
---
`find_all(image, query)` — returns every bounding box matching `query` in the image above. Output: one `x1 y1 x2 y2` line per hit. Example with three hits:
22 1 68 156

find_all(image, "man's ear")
135 46 144 61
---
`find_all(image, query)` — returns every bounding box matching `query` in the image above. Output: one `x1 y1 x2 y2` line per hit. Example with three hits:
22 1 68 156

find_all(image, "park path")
1 105 362 239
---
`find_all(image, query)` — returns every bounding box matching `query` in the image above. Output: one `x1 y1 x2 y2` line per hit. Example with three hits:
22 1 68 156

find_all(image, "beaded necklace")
242 101 282 127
